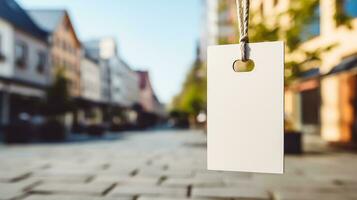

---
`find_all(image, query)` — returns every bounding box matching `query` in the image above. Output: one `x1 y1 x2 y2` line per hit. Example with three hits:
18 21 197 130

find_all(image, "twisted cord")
236 0 250 61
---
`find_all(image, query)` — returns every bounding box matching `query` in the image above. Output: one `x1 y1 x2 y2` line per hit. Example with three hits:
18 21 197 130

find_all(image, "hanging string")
236 0 250 61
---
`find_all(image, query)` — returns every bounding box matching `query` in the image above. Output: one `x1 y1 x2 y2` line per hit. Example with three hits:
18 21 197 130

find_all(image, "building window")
344 0 357 17
37 51 46 74
15 41 27 68
301 5 320 41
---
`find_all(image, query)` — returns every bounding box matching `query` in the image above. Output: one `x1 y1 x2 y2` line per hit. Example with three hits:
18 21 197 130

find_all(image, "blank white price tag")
207 41 284 174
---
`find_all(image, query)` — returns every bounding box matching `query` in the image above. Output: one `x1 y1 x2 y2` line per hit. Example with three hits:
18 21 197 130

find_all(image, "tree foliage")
171 0 352 118
219 0 351 82
45 68 74 116
172 55 206 118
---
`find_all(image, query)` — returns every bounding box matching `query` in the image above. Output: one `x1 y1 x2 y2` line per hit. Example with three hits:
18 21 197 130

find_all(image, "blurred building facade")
83 38 140 108
288 0 357 143
0 0 166 135
200 0 238 61
80 56 101 102
136 71 166 117
255 0 357 143
77 55 103 126
83 39 113 104
117 60 140 107
28 9 82 97
205 0 357 144
0 0 49 125
83 38 167 127
200 0 219 61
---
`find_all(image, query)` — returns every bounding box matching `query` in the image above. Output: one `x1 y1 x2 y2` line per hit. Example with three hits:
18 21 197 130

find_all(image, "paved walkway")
0 130 357 200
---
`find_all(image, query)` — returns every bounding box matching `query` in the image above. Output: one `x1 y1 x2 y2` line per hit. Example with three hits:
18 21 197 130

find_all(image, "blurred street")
0 130 357 200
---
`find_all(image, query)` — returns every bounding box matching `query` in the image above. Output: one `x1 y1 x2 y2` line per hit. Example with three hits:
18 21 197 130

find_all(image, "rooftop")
0 0 48 40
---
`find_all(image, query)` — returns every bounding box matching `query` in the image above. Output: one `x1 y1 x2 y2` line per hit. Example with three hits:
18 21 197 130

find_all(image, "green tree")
172 0 352 123
172 50 206 122
45 68 74 117
253 0 352 82
219 0 352 82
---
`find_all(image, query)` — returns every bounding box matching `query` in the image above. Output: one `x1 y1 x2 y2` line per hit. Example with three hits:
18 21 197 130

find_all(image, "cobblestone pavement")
0 130 357 200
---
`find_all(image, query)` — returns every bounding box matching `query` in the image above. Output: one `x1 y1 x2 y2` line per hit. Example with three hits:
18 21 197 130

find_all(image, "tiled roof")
0 0 48 40
28 9 82 47
27 9 65 33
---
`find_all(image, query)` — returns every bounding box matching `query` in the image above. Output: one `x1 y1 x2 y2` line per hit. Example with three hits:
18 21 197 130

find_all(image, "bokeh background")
1 0 357 200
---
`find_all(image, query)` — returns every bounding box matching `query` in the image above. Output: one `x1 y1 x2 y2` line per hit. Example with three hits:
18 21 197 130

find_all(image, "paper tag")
207 41 284 174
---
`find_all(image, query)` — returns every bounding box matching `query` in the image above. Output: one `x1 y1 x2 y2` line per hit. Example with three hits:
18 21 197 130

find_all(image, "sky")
18 0 203 104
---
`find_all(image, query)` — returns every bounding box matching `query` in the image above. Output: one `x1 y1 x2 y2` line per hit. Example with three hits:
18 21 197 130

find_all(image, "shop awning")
326 56 357 76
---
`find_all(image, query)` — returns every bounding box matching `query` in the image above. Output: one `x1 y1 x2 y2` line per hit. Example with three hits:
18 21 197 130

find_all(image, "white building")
84 38 115 104
0 0 49 125
118 60 140 107
80 56 101 102
200 0 219 61
84 37 140 107
77 55 103 126
108 56 140 107
99 60 111 104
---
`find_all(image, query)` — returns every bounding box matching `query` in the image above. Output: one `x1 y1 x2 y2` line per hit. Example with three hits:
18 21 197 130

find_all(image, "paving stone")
137 169 193 178
91 176 160 185
46 161 106 170
1 131 357 200
0 184 24 200
24 194 133 200
0 170 31 182
194 171 252 181
138 197 224 200
30 182 113 196
96 168 137 176
29 175 90 183
108 185 187 197
34 168 95 176
272 190 357 200
162 177 224 187
252 175 336 191
192 186 270 200
30 169 93 183
0 180 39 200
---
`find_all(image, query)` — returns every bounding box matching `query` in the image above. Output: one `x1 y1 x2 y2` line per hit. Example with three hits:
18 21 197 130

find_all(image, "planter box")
284 131 303 154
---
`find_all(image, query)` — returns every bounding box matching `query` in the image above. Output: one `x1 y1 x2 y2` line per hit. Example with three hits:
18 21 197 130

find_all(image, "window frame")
36 51 46 74
344 0 357 18
15 41 28 68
